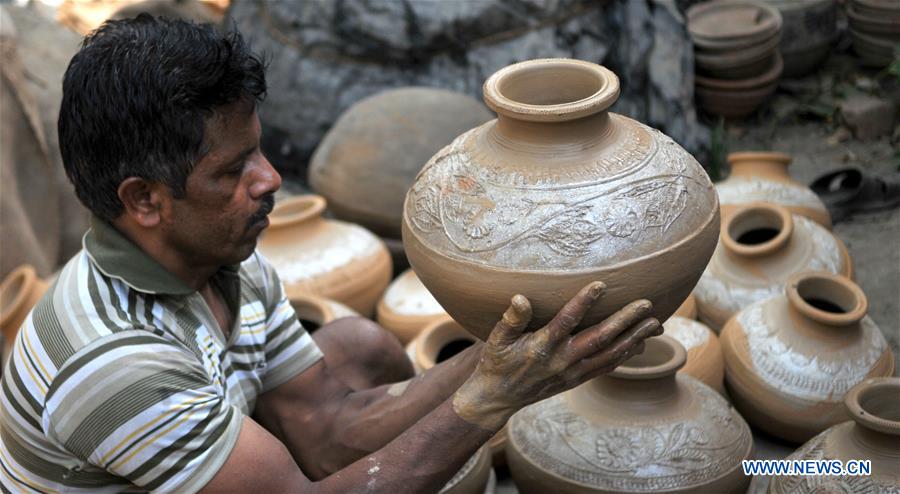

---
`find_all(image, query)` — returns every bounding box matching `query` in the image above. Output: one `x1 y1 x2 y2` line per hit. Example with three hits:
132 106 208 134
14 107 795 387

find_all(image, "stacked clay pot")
309 87 493 271
717 151 831 228
720 272 894 443
688 0 784 118
768 377 900 493
290 293 359 333
761 0 837 77
0 265 48 363
662 316 725 394
402 58 720 341
694 202 852 331
848 0 900 68
507 336 754 494
405 317 508 467
377 269 447 343
257 195 392 317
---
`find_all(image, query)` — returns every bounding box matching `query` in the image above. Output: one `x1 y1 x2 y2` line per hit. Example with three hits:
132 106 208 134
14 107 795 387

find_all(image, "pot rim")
695 53 784 91
482 58 620 123
268 194 327 229
688 0 783 43
0 265 38 328
727 151 792 167
289 292 336 327
417 316 475 369
785 271 867 326
722 202 793 258
845 377 900 436
609 335 686 380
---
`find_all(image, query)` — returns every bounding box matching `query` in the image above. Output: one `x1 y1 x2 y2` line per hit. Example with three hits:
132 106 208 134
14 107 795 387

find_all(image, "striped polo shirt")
0 217 323 493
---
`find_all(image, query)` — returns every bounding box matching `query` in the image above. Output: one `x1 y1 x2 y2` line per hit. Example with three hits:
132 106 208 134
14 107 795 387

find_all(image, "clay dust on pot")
402 58 719 341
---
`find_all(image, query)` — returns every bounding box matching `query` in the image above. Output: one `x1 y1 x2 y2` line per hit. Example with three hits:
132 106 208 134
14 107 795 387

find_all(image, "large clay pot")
662 316 724 394
290 292 359 333
716 151 831 228
761 0 837 78
309 87 493 239
257 195 392 317
507 335 753 494
377 269 447 344
694 202 852 331
768 377 900 493
0 264 48 347
720 271 894 443
402 59 720 341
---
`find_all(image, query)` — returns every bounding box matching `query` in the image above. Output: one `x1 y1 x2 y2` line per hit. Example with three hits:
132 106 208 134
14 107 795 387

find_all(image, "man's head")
59 14 281 266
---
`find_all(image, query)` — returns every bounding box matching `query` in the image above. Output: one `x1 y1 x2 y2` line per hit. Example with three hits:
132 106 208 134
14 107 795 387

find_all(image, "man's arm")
203 282 662 493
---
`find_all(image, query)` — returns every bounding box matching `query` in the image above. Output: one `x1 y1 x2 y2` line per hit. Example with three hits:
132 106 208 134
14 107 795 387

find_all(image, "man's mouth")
247 195 275 232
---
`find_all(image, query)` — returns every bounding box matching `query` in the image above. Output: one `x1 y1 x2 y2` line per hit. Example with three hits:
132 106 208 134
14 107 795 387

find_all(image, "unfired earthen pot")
377 269 447 344
309 87 493 239
694 202 852 331
0 264 48 347
506 335 753 494
405 317 508 467
290 292 359 333
720 271 894 443
768 377 900 493
673 293 698 320
402 59 720 341
662 316 724 394
717 151 831 228
257 195 392 317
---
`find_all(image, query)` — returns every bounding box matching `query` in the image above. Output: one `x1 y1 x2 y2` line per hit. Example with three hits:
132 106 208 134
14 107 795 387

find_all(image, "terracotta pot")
402 59 720 341
257 195 392 317
695 54 782 119
851 0 900 18
720 271 894 443
441 446 493 494
762 0 837 78
0 264 48 346
848 7 900 38
673 293 698 319
694 34 782 80
768 377 900 493
716 151 831 228
662 316 724 394
849 27 899 68
290 292 359 333
694 203 852 331
376 269 447 344
688 0 783 49
507 336 753 494
695 52 783 91
309 87 493 239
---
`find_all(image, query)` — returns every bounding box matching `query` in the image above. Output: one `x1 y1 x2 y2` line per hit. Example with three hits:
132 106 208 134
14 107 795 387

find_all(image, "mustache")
247 194 275 231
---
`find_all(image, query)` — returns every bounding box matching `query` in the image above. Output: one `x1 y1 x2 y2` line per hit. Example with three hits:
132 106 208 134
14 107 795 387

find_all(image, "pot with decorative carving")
506 335 753 493
768 377 900 493
661 316 724 394
717 152 831 228
694 202 851 331
720 271 894 443
257 195 392 317
402 59 720 341
0 265 48 351
377 269 447 344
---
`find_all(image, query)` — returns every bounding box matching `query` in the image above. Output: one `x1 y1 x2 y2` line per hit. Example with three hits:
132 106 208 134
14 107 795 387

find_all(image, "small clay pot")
848 7 900 38
762 0 837 78
716 151 831 228
695 54 782 119
694 202 852 331
441 446 493 494
695 34 782 80
662 316 724 394
849 27 899 68
673 293 698 319
0 265 48 347
720 272 894 443
688 0 783 47
376 269 447 344
768 377 900 493
507 336 753 494
257 195 392 317
290 292 359 333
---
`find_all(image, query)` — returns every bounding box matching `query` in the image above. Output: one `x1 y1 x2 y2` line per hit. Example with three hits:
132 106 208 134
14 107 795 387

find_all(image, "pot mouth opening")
845 378 900 436
723 203 792 257
420 318 477 367
610 335 686 380
786 271 867 325
0 265 37 326
290 294 332 333
268 195 327 228
483 59 620 122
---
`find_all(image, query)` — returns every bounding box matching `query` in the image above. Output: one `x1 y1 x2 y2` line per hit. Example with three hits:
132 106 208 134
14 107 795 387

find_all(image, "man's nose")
249 153 282 199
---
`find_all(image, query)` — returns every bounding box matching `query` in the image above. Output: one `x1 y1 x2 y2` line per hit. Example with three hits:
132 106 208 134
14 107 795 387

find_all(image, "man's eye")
226 163 245 176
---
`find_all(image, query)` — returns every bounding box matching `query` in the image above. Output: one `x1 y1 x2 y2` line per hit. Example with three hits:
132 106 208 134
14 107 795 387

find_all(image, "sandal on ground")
810 168 900 223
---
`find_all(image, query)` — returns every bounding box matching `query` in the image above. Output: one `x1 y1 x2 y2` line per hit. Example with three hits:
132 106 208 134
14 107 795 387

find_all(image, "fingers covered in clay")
544 281 606 342
489 294 533 347
567 317 662 382
566 299 653 363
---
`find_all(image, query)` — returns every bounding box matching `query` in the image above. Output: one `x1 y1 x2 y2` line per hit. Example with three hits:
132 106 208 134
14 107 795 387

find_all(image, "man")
0 15 661 493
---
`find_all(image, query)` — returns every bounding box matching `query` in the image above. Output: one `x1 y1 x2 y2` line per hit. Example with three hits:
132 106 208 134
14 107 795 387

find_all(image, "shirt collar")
83 216 239 296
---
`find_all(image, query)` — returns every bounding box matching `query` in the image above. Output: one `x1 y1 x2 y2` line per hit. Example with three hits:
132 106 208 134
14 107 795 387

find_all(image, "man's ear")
117 177 166 228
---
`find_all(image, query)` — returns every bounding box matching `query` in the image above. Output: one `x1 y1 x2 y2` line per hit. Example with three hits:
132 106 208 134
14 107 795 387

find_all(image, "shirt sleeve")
247 251 324 392
42 331 242 493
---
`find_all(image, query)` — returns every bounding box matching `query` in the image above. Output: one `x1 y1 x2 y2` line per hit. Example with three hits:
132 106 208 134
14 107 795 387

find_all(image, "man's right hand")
452 281 662 430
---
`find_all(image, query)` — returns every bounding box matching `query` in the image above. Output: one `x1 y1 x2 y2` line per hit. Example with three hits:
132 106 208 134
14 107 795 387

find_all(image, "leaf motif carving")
536 205 604 257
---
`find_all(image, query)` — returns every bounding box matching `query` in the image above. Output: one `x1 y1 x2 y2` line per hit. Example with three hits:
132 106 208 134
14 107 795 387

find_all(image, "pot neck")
722 203 793 258
786 271 867 327
846 378 900 456
267 195 327 231
491 111 614 155
581 335 685 406
728 152 791 180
